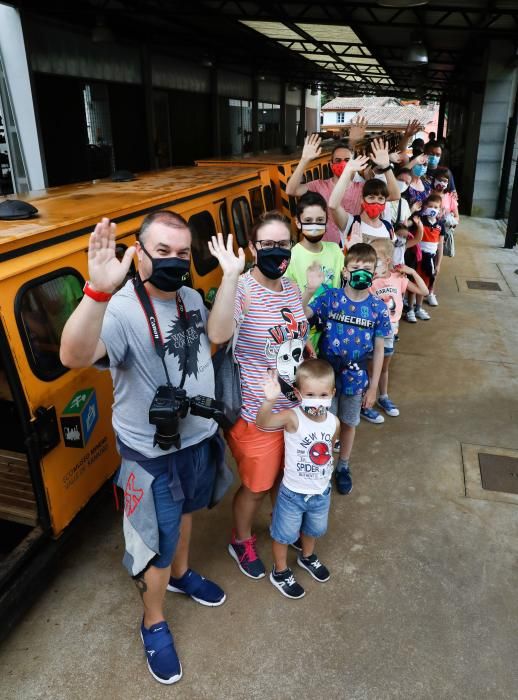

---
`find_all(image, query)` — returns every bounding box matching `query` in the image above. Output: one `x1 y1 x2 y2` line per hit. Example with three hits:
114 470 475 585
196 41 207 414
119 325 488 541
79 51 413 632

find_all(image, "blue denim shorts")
139 439 216 569
270 483 331 544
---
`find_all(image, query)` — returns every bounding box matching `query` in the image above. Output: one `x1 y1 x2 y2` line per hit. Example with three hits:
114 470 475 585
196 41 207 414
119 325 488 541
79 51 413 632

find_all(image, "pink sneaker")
227 531 266 579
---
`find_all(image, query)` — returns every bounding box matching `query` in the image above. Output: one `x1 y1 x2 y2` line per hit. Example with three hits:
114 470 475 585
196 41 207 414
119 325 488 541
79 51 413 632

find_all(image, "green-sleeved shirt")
285 241 344 351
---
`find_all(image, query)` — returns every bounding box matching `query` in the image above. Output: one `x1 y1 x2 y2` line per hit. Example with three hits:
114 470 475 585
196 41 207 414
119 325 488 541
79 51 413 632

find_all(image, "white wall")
0 5 45 190
322 110 357 126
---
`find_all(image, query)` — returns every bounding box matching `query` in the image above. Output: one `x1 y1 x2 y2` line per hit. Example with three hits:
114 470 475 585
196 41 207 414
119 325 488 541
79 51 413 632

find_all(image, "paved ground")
2 217 518 700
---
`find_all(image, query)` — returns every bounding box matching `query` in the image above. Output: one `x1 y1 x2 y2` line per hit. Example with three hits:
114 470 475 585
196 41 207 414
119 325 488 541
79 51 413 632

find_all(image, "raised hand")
389 151 404 164
261 369 282 402
208 232 245 278
301 133 322 162
88 218 135 294
348 116 367 145
347 221 363 246
370 138 390 169
306 260 325 292
345 154 370 173
403 119 423 139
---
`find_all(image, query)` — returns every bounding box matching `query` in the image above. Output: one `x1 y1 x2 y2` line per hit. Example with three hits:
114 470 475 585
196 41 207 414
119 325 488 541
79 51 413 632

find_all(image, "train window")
263 185 275 211
313 167 320 180
232 196 252 248
322 163 331 179
188 211 219 277
219 202 230 237
16 269 85 381
305 170 313 182
249 186 265 220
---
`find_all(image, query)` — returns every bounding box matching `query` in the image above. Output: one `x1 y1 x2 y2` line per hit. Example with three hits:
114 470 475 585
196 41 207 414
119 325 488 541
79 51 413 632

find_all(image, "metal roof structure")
9 0 518 100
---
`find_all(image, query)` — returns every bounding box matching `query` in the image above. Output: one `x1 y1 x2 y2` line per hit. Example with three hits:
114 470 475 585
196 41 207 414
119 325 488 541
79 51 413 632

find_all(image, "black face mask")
256 247 291 279
140 243 190 292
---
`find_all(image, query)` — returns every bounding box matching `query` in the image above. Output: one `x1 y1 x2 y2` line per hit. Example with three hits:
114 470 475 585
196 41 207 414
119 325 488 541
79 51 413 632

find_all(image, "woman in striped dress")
208 212 309 580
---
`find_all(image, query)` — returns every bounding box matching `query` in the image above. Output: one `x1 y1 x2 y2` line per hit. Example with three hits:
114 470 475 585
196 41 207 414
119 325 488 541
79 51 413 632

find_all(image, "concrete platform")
2 217 518 700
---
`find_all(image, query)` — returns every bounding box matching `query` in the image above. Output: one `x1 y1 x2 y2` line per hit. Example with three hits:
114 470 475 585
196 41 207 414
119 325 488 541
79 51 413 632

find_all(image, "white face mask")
353 173 365 184
300 396 332 417
423 207 439 219
300 223 326 238
397 180 409 193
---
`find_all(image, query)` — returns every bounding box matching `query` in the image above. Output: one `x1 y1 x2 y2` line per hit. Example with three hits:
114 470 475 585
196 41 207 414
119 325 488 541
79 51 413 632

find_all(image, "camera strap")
132 277 188 389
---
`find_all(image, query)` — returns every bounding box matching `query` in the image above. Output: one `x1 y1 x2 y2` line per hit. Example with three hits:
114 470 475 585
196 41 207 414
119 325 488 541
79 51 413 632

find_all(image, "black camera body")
149 385 232 451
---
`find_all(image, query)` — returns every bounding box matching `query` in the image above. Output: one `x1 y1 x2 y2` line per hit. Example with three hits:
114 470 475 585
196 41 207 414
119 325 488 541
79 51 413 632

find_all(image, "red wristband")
83 281 112 302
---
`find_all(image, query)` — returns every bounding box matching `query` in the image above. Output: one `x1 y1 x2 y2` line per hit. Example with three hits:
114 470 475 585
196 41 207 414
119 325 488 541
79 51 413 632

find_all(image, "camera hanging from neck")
132 276 188 388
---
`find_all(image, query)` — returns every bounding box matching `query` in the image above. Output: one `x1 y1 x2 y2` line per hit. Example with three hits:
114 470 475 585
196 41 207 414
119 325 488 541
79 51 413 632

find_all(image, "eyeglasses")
255 239 294 250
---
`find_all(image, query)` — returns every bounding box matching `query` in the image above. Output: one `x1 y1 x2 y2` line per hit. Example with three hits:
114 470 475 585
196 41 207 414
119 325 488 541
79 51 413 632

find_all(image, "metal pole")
504 160 518 248
279 81 286 146
437 96 446 141
496 77 518 220
210 66 221 157
140 44 155 170
252 76 259 154
297 86 306 147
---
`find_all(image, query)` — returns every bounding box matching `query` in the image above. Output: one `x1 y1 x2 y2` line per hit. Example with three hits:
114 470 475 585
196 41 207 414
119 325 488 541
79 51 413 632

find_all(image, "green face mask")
348 268 374 290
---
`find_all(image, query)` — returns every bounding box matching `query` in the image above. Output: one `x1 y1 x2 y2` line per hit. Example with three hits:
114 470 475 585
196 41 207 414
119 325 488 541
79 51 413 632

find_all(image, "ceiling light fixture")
404 37 428 64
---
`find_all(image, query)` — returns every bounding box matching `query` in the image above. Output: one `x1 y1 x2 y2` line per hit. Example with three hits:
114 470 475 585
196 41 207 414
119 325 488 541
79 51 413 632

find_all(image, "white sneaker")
415 306 431 320
426 293 438 306
406 309 417 323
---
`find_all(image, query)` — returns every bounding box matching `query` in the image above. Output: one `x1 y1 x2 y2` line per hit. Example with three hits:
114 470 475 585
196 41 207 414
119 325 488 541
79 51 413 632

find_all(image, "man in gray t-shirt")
60 212 226 686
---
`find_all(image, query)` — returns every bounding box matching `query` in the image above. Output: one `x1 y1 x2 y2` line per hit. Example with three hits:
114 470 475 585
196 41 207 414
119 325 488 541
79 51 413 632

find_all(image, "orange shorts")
226 418 285 493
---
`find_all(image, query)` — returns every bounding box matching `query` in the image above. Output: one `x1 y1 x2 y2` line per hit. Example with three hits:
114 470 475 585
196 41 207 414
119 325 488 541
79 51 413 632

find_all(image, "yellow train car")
196 149 334 223
0 164 270 637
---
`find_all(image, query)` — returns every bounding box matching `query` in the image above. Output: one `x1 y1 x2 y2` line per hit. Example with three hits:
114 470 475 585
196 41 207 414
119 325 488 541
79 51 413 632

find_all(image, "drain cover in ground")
466 280 502 291
478 453 518 494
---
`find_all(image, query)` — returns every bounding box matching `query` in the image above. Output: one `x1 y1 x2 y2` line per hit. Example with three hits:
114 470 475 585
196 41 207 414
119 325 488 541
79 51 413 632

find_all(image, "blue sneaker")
140 620 182 685
360 407 385 424
335 463 353 495
377 395 400 417
167 568 226 607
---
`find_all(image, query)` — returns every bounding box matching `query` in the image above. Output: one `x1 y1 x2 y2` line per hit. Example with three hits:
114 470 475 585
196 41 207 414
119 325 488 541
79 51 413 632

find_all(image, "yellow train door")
0 260 120 537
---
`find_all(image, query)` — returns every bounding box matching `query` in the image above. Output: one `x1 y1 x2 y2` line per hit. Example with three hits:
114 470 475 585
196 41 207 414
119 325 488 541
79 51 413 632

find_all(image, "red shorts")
226 418 284 493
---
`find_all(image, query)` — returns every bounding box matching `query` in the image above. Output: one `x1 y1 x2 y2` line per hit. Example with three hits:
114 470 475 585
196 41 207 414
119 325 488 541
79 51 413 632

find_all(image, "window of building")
188 210 219 277
232 196 253 248
258 102 281 151
305 170 313 183
336 112 345 124
313 166 320 180
16 270 84 381
226 98 253 155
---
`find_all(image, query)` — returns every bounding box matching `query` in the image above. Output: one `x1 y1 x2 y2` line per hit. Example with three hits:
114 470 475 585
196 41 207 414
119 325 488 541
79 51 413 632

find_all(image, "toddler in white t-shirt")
256 359 339 600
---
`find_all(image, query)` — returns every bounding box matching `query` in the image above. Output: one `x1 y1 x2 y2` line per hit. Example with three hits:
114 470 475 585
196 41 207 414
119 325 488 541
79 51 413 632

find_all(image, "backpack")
352 214 394 240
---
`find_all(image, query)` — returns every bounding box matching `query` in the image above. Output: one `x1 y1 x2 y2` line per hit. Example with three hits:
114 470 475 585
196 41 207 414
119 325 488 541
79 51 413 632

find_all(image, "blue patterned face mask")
412 164 427 177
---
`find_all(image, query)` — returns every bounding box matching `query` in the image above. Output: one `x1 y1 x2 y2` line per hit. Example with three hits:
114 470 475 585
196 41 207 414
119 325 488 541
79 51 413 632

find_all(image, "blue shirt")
309 289 391 395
